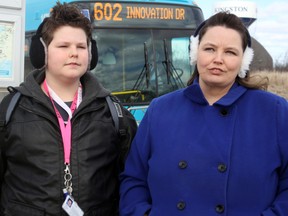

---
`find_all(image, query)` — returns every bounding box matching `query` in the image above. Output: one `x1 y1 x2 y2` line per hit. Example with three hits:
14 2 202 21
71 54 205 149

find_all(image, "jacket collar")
184 78 247 106
19 69 110 102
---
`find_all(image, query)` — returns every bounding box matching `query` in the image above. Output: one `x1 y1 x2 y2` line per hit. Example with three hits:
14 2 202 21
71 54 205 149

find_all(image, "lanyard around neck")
43 79 82 164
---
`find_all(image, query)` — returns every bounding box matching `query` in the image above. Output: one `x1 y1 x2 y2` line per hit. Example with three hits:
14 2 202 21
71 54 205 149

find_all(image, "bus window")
102 52 116 65
171 37 192 85
90 28 195 104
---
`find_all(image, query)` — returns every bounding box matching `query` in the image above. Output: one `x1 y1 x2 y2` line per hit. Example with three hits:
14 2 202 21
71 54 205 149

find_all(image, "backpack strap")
105 95 127 137
5 92 21 125
0 91 21 128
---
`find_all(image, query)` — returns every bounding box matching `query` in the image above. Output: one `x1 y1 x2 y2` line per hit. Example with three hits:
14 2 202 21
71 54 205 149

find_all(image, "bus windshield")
81 1 203 105
93 28 193 105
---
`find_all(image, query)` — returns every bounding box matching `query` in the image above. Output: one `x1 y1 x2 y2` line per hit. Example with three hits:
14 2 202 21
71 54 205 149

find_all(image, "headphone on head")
29 18 98 70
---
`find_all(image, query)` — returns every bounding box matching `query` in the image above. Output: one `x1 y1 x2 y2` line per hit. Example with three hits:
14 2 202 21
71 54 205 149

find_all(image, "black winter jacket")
0 69 137 216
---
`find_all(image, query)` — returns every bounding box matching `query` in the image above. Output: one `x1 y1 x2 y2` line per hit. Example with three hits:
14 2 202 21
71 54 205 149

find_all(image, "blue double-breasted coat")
120 81 288 216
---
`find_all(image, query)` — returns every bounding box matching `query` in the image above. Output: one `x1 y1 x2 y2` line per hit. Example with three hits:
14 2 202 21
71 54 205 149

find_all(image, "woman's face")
197 26 244 91
46 26 89 84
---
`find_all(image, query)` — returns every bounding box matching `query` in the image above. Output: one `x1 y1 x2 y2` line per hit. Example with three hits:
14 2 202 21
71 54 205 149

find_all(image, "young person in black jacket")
0 2 137 215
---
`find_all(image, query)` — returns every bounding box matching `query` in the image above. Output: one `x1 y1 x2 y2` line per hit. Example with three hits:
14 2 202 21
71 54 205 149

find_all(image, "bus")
25 0 204 124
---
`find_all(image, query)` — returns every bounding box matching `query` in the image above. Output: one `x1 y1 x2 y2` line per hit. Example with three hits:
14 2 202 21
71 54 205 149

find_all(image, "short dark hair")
41 2 92 46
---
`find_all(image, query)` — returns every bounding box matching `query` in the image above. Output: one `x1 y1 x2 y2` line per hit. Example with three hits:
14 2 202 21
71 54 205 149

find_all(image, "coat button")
220 109 228 116
178 160 188 169
215 204 225 213
176 201 186 210
217 163 227 173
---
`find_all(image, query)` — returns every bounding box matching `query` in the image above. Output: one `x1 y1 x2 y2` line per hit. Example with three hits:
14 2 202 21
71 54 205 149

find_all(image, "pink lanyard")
43 80 82 164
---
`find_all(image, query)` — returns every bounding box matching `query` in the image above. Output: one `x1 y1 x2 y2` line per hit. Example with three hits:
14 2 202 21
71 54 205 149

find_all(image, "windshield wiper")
133 42 151 90
123 42 152 105
162 39 185 89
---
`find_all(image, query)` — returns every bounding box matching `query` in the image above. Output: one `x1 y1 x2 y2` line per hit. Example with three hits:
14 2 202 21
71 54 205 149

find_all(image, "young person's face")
46 26 89 83
197 26 243 91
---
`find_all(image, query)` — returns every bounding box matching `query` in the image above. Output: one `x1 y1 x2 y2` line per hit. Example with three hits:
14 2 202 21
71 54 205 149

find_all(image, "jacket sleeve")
0 97 7 198
119 102 154 216
261 98 288 216
0 146 4 197
0 92 18 200
0 116 6 199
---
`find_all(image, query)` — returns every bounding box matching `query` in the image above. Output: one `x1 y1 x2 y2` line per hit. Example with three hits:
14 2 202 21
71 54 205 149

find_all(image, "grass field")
252 71 288 100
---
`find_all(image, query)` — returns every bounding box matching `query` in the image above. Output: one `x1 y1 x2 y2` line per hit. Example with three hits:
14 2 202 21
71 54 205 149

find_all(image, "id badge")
62 194 84 216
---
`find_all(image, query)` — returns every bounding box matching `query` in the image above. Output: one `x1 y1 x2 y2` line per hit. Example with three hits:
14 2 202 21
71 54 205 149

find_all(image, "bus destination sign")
94 2 186 21
81 2 198 28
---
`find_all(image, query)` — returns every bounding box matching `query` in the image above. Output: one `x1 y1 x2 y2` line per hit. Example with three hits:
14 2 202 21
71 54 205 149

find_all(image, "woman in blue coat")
120 12 288 216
